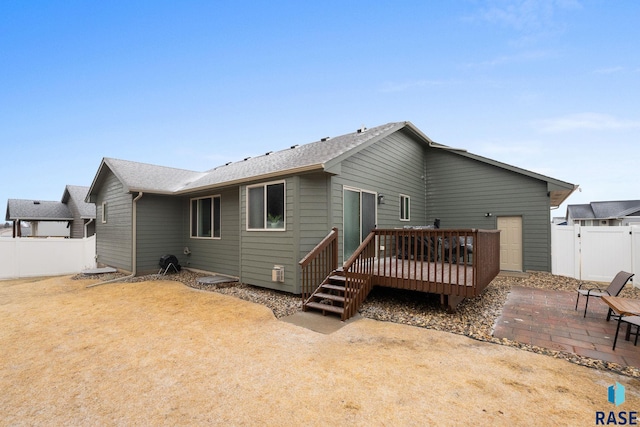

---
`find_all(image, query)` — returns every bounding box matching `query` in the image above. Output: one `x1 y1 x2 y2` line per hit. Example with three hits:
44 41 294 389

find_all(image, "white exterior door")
498 216 523 271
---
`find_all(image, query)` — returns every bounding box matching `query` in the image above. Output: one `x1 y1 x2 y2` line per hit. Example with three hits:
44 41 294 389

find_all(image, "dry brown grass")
2 275 639 425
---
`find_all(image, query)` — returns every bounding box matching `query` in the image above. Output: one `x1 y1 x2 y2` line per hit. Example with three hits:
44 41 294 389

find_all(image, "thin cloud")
465 49 554 68
479 141 541 157
593 66 626 75
537 113 640 132
379 79 446 93
466 0 582 47
475 0 582 32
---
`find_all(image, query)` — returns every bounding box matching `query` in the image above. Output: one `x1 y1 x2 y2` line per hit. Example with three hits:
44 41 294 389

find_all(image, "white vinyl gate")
551 224 639 283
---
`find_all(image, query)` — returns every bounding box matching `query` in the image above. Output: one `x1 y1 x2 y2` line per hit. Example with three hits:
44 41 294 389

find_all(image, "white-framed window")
400 194 410 221
101 202 108 223
190 195 221 238
247 181 285 230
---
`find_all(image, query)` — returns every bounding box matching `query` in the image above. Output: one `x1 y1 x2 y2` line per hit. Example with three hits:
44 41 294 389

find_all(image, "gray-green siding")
136 194 184 275
330 130 429 262
93 126 559 290
180 188 240 277
425 148 552 271
239 177 297 293
95 171 133 272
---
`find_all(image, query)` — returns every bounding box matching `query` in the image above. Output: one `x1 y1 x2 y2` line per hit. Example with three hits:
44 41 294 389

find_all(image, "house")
5 185 96 238
566 200 640 226
62 185 97 237
86 121 576 299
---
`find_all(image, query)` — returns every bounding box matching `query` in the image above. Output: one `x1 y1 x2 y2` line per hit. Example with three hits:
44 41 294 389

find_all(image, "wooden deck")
300 228 501 319
373 257 474 290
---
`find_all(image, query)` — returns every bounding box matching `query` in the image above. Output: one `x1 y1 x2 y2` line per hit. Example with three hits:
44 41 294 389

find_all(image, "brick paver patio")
493 286 640 368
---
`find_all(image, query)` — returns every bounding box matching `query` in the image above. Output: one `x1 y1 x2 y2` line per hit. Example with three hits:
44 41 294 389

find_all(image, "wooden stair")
303 269 347 318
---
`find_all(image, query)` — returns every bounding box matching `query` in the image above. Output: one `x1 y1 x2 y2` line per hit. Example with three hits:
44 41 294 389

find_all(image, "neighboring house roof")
87 121 577 207
5 199 73 221
61 185 96 219
5 185 95 223
567 200 640 220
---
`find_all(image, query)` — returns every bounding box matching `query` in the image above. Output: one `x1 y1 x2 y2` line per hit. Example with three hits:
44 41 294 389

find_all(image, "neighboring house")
566 200 640 226
62 185 97 237
5 185 96 238
86 121 576 294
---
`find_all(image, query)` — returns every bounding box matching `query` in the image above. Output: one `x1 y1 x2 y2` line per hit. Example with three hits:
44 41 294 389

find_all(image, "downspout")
88 192 144 288
131 191 144 276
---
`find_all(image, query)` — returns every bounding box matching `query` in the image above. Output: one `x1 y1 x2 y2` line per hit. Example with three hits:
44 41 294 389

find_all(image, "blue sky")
1 0 638 220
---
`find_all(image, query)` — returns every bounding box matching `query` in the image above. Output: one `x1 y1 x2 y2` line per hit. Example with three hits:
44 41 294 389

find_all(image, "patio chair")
612 315 640 350
575 271 634 318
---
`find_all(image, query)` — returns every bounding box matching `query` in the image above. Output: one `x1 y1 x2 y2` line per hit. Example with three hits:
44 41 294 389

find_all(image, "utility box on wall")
271 265 284 282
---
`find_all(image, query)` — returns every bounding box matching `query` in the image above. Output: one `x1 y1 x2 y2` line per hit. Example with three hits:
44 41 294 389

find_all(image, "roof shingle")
6 199 73 221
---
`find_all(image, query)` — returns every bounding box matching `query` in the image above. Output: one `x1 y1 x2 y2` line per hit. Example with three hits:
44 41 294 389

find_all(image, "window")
247 181 285 230
101 202 108 223
400 194 410 221
191 196 221 238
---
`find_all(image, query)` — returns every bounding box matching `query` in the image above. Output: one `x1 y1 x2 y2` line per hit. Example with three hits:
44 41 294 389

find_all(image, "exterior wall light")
377 194 385 205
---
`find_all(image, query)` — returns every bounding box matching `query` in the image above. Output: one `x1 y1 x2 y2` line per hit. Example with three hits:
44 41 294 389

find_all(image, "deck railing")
473 228 501 291
299 227 338 300
372 228 501 296
299 227 501 315
342 231 377 320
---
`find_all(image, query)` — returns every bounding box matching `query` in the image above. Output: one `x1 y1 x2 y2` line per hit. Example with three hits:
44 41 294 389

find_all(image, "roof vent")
320 137 330 142
225 162 232 166
33 201 40 205
244 157 251 161
356 125 367 133
290 144 299 149
265 151 273 155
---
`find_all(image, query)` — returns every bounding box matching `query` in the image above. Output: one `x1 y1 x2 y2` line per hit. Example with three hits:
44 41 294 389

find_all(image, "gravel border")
75 270 640 378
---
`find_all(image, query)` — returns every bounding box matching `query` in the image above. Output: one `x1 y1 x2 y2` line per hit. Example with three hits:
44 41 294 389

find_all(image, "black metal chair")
612 315 640 350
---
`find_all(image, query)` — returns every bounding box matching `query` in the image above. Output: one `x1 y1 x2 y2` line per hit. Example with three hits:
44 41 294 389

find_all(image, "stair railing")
342 231 377 320
299 227 339 301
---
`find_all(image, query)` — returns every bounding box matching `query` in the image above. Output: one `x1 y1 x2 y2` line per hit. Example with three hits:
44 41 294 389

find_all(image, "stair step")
313 292 345 303
328 275 346 282
321 283 346 292
305 301 344 315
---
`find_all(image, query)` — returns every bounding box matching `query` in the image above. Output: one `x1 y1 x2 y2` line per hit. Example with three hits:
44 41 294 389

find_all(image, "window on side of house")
400 194 410 221
101 201 108 223
191 196 221 238
247 181 285 230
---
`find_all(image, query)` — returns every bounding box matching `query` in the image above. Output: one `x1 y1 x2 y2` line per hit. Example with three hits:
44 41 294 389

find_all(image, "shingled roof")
180 122 403 192
87 121 577 207
88 122 404 198
89 158 205 196
5 199 73 221
61 185 96 219
567 200 640 220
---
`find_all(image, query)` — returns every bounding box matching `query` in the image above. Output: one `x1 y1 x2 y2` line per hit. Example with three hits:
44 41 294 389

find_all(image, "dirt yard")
1 276 639 425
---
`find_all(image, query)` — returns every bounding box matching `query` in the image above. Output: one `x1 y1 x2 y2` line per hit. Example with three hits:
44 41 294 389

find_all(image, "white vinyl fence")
552 224 640 283
0 235 96 280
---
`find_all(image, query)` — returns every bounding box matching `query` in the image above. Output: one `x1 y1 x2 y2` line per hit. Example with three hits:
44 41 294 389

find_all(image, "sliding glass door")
343 188 377 260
